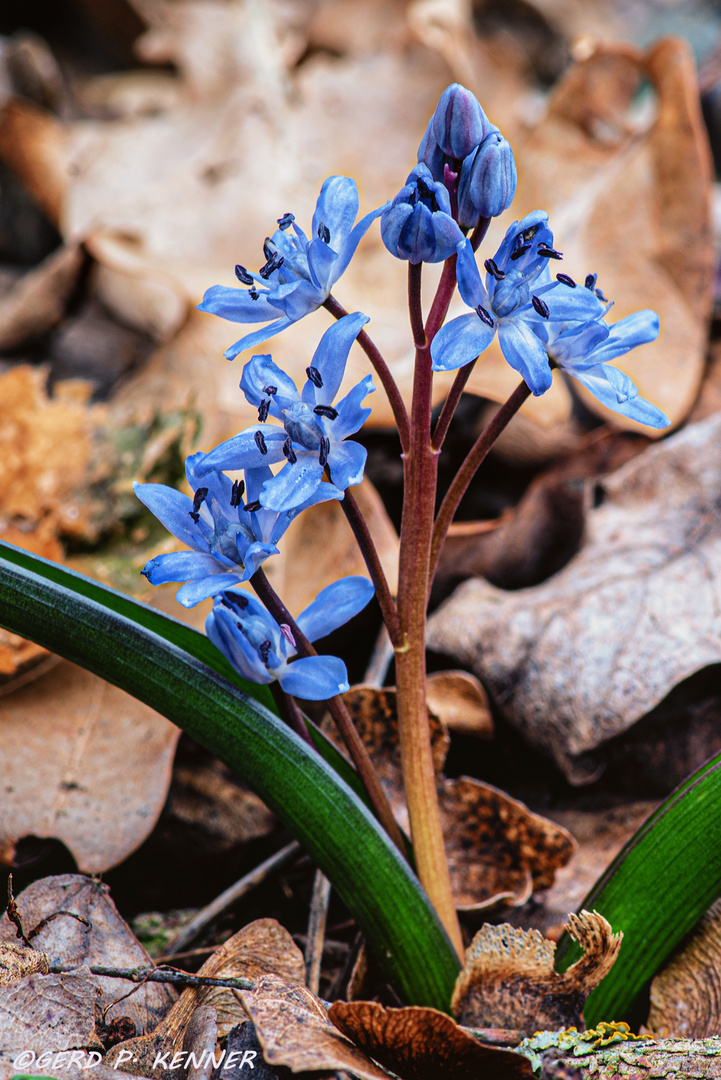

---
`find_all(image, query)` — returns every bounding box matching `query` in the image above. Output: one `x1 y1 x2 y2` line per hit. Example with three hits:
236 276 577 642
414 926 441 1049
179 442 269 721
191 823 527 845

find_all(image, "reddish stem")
338 487 403 648
429 380 531 585
431 358 477 451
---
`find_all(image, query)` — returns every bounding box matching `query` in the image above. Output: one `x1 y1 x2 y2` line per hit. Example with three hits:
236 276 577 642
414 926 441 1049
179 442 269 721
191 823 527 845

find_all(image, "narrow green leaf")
0 541 460 1007
555 752 721 1025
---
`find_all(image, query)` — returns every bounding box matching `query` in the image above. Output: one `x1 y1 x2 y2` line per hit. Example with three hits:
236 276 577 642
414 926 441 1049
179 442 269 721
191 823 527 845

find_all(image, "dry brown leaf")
238 973 389 1080
169 757 276 856
434 429 648 594
425 670 492 739
0 941 49 985
0 660 179 872
323 686 574 910
439 779 575 911
428 413 721 783
0 98 68 225
0 243 85 351
106 919 306 1074
0 874 174 1034
0 967 102 1063
646 897 721 1039
452 911 622 1035
329 999 534 1080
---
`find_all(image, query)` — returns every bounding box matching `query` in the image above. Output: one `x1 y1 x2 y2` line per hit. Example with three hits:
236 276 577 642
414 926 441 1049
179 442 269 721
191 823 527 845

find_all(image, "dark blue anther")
510 244 531 261
283 437 297 465
230 479 245 507
313 404 338 420
259 640 271 664
189 486 209 524
235 264 254 285
317 222 331 243
306 366 323 388
258 399 270 422
532 295 550 319
556 273 576 288
263 385 277 396
277 213 295 230
537 243 563 260
244 500 261 512
249 287 259 301
259 251 284 279
484 258 505 280
476 304 494 327
584 273 596 290
319 437 330 468
254 431 268 455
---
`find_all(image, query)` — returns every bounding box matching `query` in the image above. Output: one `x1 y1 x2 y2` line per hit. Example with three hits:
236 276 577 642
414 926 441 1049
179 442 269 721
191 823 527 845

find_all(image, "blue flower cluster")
139 79 669 703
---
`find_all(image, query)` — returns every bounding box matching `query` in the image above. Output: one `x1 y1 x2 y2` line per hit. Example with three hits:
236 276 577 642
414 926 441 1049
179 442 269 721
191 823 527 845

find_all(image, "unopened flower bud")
457 130 517 227
432 84 488 160
381 164 463 264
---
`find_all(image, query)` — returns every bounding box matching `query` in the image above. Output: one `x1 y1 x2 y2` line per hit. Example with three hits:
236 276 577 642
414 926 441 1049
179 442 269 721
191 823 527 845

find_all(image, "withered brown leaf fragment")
239 973 390 1080
452 911 622 1035
646 897 721 1038
329 1000 534 1080
0 940 49 985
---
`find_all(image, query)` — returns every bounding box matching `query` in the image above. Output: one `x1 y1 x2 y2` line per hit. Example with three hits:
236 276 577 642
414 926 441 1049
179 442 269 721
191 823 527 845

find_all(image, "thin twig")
430 380 531 585
324 293 410 453
408 262 426 348
337 486 402 647
49 963 255 992
160 841 301 958
250 569 406 854
431 358 477 451
305 870 332 996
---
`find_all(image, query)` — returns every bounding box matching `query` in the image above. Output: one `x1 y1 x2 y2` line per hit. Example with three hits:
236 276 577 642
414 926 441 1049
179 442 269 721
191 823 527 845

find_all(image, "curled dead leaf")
452 911 622 1035
425 671 492 739
428 414 721 783
329 999 534 1080
239 973 389 1080
646 897 721 1039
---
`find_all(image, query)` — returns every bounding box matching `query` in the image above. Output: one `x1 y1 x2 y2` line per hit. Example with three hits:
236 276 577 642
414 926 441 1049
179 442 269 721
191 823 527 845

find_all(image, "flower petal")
334 200 390 281
206 605 272 684
277 655 350 699
142 550 226 586
568 364 670 428
455 239 490 310
133 481 208 550
198 427 288 473
296 575 375 642
589 310 660 365
331 374 375 439
224 316 293 359
176 572 245 607
312 176 359 247
307 313 370 406
198 284 277 323
497 318 552 395
307 237 339 294
327 439 367 490
240 354 299 416
430 312 495 372
259 455 325 512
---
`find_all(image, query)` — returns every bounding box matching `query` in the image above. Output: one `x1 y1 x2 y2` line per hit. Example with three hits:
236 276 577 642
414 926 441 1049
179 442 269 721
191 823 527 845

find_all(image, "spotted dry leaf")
105 919 306 1076
646 897 721 1039
0 941 49 985
238 973 390 1080
329 1000 533 1080
452 911 622 1035
439 779 575 911
323 687 573 910
428 413 721 783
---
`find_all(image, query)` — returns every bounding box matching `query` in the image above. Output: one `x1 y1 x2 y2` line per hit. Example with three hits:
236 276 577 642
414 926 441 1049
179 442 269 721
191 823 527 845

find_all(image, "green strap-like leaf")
556 751 721 1025
0 540 460 1007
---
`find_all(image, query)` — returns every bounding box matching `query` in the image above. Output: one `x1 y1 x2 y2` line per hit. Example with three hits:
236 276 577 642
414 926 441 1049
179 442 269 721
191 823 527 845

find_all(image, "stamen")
519 224 540 244
537 243 563 260
556 273 576 288
280 623 296 647
235 594 249 608
254 430 268 455
244 500 262 512
317 221 331 243
313 404 338 420
306 366 323 388
262 238 275 261
235 264 254 285
188 486 209 524
475 304 494 327
249 287 259 301
510 244 531 261
277 212 294 230
484 258 505 280
259 640 271 664
283 437 297 464
594 287 609 302
230 479 245 507
263 385 277 396
319 436 330 467
532 295 550 319
584 273 597 290
259 251 284 279
258 399 270 422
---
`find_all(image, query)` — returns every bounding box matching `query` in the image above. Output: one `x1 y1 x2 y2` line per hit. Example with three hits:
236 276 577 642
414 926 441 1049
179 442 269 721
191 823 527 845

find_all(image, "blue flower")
134 453 342 607
381 164 464 264
198 177 388 359
538 309 670 428
457 129 517 227
418 84 491 179
196 313 374 513
206 576 375 699
430 212 606 393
